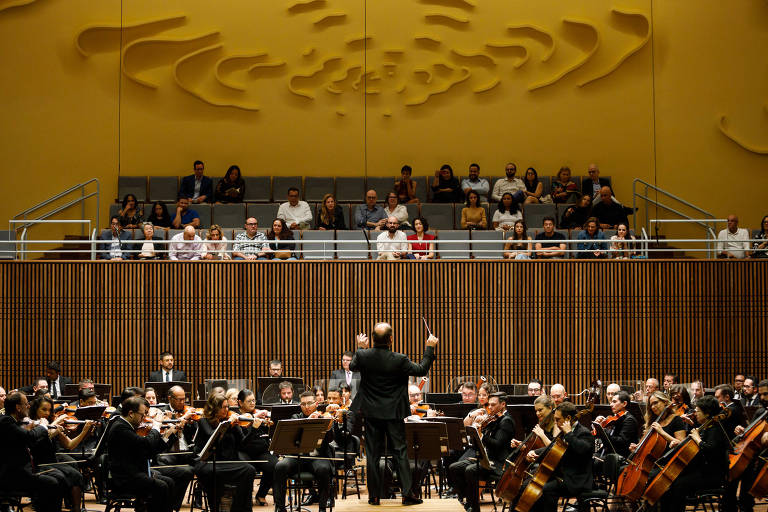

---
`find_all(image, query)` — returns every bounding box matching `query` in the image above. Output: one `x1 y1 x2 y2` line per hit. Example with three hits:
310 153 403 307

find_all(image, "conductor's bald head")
372 322 393 347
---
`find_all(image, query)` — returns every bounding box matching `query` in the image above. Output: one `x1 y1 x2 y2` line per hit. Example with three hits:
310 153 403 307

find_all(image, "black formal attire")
741 394 760 408
273 412 335 511
723 405 766 512
193 417 256 512
449 413 515 512
329 368 360 397
235 412 277 500
107 417 176 512
591 201 628 228
148 369 188 383
153 406 196 511
581 177 613 199
593 412 639 481
316 206 347 230
723 401 747 438
179 175 213 202
349 343 435 500
531 422 595 512
29 432 83 492
0 416 64 512
46 376 72 400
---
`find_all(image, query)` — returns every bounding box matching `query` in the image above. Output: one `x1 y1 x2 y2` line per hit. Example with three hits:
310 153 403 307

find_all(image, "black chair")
559 490 609 512
0 490 31 511
335 434 362 499
287 470 335 512
685 487 725 512
187 476 210 512
97 454 149 512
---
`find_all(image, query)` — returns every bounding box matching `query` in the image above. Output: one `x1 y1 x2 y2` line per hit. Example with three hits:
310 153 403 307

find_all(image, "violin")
410 403 444 418
229 412 274 429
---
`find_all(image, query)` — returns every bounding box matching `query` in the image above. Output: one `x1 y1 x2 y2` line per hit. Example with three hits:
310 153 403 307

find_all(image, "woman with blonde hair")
202 224 231 260
316 193 346 230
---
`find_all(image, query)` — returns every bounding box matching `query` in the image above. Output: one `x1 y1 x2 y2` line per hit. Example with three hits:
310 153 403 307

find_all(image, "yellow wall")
1 0 767 243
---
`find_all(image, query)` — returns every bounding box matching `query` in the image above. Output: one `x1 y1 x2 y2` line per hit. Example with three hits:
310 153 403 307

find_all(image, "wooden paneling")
1 261 766 398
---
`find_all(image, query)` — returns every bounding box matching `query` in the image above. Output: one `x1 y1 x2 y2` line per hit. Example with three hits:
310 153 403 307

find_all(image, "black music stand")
504 395 537 405
143 381 193 402
592 422 616 455
63 383 112 401
269 418 333 512
465 425 492 510
198 420 232 512
257 377 304 398
425 392 461 404
405 422 448 498
423 416 467 495
439 403 476 419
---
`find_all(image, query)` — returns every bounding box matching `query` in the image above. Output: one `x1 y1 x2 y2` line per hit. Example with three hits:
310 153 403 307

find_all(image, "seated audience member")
99 216 132 260
461 190 487 229
459 381 478 404
384 192 410 228
355 190 387 230
146 201 173 229
171 196 200 229
535 217 566 259
406 217 435 260
215 165 245 203
581 164 614 203
266 218 297 260
491 162 525 203
134 222 164 260
316 193 347 230
592 186 628 229
576 217 608 259
118 193 143 229
527 379 543 396
232 218 268 260
201 224 230 260
268 359 283 377
752 215 768 258
551 166 580 204
523 167 543 204
717 214 750 259
376 216 408 260
311 385 325 402
605 383 621 402
149 351 187 383
560 194 593 229
461 163 490 198
503 219 532 259
169 226 202 260
610 223 637 259
277 187 312 230
394 165 419 204
278 381 297 404
550 383 567 405
179 159 213 203
431 164 463 203
492 192 523 231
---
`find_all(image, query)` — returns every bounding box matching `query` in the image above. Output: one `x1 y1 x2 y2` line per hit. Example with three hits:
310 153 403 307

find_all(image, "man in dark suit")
148 351 188 383
45 360 72 399
449 392 515 512
350 322 437 505
329 351 360 397
581 164 614 201
0 392 65 512
98 216 134 260
178 160 213 203
741 376 759 407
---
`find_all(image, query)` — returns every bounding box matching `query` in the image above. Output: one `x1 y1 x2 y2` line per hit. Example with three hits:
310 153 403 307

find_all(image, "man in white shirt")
169 226 202 260
491 162 526 202
277 187 313 230
460 163 489 198
717 214 750 259
376 216 408 260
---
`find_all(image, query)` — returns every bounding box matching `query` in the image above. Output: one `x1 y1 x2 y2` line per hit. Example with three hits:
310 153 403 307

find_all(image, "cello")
749 454 768 498
728 408 767 481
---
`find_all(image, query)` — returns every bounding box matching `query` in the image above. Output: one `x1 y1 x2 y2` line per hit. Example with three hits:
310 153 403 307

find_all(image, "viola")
729 409 768 481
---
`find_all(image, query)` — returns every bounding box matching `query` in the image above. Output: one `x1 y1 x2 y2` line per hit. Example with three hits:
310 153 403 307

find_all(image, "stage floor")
335 498 467 512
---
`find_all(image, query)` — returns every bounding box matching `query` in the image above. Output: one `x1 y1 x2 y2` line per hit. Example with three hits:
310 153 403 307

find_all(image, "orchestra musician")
234 388 276 507
511 394 557 452
408 384 437 419
629 391 687 452
192 392 257 512
0 392 65 512
153 386 196 511
45 361 72 400
714 384 746 435
148 351 187 383
145 387 158 406
593 391 639 459
463 382 491 426
604 383 621 402
449 392 515 512
549 384 567 405
527 379 543 396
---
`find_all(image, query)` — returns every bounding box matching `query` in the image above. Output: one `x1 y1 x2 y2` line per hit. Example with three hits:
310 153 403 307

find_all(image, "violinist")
193 392 257 512
525 402 594 512
593 391 639 458
235 388 276 507
714 384 746 436
145 387 158 406
153 386 196 511
409 384 437 419
690 381 705 406
653 395 730 512
338 382 352 407
463 383 491 426
630 391 686 452
449 392 515 512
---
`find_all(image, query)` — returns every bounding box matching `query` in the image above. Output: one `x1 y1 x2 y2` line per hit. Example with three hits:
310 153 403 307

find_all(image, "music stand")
592 422 616 455
257 377 304 398
198 420 232 512
425 392 461 404
405 422 448 498
465 425 492 510
143 381 193 402
439 403 476 419
423 416 467 495
269 418 333 512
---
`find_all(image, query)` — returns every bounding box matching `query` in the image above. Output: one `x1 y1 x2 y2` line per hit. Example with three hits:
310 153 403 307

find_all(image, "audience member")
277 187 312 230
169 226 202 260
752 215 768 258
610 223 637 259
146 201 173 229
491 162 525 203
576 217 608 259
268 360 283 377
134 222 164 260
316 193 346 230
201 224 230 260
460 163 489 198
534 217 566 259
560 194 593 229
503 220 532 260
550 383 567 404
99 216 132 260
406 217 435 260
551 166 580 204
394 165 419 204
232 218 268 260
266 218 297 260
355 190 387 230
592 186 628 229
171 196 200 229
118 193 143 229
522 167 543 204
278 381 297 404
376 216 408 260
492 192 522 231
149 351 187 382
717 214 750 259
384 192 410 228
527 379 543 396
581 164 613 202
45 361 71 399
431 164 462 203
179 159 213 203
461 190 487 229
458 381 477 404
215 165 245 203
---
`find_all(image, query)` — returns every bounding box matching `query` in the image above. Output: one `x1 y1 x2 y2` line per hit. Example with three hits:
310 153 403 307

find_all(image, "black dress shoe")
402 495 423 506
368 497 381 505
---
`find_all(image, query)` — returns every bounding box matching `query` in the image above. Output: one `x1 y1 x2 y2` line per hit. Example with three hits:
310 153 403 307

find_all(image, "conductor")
350 322 438 505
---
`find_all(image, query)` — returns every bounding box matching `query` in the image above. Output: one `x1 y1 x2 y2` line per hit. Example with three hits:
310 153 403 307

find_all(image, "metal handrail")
649 219 724 258
12 178 100 236
10 219 92 260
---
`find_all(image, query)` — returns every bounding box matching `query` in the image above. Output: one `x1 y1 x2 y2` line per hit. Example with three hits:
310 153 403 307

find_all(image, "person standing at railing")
717 214 751 259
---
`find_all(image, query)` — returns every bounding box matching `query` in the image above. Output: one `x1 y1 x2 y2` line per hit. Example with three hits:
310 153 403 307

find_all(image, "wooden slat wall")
1 261 766 398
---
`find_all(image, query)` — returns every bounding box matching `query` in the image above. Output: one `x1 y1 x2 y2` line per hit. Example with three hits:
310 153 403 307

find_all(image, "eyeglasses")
246 222 258 226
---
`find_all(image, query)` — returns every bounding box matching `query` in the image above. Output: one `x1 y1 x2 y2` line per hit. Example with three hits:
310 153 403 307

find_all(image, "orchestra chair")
187 476 210 512
0 490 31 511
286 470 336 512
334 434 362 499
559 490 609 512
97 453 149 512
684 487 725 512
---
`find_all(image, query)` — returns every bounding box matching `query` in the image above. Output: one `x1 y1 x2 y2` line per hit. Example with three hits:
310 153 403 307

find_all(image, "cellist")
629 391 686 452
510 395 557 453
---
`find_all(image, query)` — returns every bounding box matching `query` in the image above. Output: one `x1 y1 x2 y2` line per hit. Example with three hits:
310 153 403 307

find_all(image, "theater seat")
118 176 147 202
194 204 211 228
420 203 454 230
471 230 505 259
243 176 272 202
336 177 366 203
148 176 179 202
337 231 370 259
0 230 14 260
246 203 280 229
436 230 469 259
367 176 395 198
523 203 556 230
454 204 490 230
273 176 303 200
302 230 335 260
212 203 246 228
304 177 334 202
